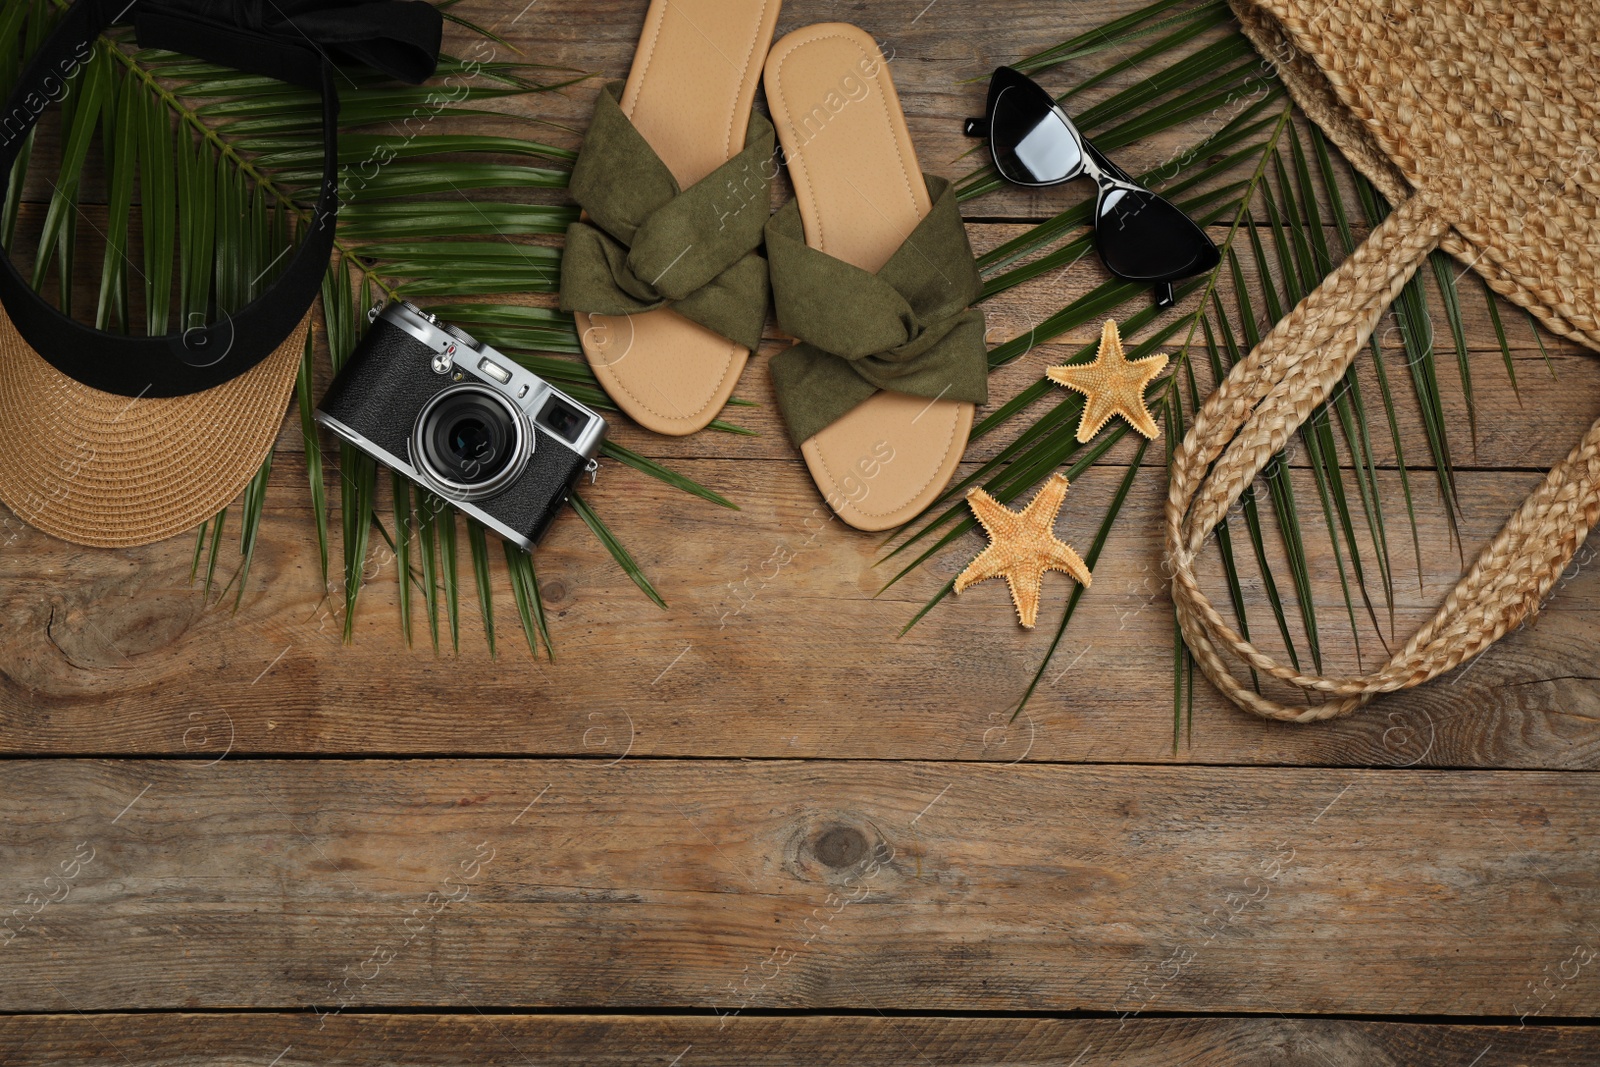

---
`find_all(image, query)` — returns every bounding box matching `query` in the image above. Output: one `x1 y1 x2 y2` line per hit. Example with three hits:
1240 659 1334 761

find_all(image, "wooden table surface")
4 1 1600 1063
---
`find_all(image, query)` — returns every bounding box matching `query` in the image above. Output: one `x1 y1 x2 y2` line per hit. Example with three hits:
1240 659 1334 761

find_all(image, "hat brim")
0 311 309 548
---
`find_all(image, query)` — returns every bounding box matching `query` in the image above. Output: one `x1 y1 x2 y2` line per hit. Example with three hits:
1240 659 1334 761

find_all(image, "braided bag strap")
1164 194 1600 721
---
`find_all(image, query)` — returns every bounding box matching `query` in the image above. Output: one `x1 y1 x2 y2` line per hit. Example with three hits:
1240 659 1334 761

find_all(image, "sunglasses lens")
1095 188 1221 282
988 70 1082 185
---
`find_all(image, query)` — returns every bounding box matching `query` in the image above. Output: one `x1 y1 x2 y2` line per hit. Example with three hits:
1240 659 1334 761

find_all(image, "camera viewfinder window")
539 396 588 444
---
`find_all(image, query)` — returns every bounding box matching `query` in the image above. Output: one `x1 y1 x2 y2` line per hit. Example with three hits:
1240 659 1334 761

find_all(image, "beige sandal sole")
763 23 974 531
576 0 782 436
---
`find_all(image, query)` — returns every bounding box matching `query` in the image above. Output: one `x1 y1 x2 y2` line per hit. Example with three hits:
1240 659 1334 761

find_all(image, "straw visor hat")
0 0 442 547
0 315 310 547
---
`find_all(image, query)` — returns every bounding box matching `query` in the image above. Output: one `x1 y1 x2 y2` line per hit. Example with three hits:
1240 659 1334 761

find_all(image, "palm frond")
392 473 415 646
438 503 461 653
4 2 742 659
504 541 553 660
233 453 273 611
886 0 1560 726
294 325 331 585
467 519 497 658
416 489 443 652
571 491 666 609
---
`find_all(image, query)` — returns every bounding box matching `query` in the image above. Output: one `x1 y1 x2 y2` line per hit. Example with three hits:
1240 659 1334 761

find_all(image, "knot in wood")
813 825 868 869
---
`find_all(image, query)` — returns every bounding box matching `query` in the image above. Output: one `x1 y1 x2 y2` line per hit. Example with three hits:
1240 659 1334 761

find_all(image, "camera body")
316 300 606 551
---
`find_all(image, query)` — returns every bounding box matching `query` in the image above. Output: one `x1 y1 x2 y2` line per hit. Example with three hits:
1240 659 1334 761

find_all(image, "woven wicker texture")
0 312 308 548
1166 0 1600 720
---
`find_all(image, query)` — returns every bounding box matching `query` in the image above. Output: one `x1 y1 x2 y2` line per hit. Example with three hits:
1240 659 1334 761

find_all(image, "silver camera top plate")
379 300 607 461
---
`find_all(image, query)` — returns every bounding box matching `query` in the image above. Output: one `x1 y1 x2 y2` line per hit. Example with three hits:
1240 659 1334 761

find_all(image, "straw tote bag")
1165 0 1600 721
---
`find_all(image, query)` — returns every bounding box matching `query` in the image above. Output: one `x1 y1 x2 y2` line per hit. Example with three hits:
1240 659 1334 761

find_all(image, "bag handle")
1164 193 1600 721
0 0 440 399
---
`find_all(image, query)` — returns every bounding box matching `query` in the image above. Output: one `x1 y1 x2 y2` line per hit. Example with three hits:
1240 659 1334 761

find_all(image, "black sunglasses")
966 66 1220 309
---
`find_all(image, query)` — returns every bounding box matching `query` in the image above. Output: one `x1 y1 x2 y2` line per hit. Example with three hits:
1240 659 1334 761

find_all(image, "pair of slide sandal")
560 1 988 532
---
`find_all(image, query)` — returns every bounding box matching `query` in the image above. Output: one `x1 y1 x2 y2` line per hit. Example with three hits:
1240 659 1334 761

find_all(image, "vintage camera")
316 300 606 550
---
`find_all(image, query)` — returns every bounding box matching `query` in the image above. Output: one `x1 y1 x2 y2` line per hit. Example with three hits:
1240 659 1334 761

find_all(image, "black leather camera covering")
320 318 586 545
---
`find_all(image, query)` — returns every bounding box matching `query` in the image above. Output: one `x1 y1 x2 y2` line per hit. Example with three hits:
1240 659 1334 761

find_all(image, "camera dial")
443 323 479 348
411 383 533 501
400 299 437 324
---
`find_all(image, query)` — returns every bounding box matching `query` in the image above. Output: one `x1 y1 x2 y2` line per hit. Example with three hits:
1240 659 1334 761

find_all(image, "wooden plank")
4 18 1597 762
4 459 1599 766
552 326 1593 472
2 1013 1597 1066
8 197 1590 475
1 760 1596 1015
13 0 1261 222
552 219 1590 470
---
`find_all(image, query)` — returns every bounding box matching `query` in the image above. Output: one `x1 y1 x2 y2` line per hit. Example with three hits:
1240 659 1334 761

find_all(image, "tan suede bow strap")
559 82 772 352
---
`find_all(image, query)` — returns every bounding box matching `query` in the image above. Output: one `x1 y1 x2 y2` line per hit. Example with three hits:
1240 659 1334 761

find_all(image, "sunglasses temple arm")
1153 282 1175 310
964 116 989 138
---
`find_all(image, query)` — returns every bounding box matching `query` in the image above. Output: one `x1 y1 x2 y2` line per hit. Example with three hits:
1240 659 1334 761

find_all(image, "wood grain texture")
4 202 1598 769
13 0 1260 220
7 0 1600 771
3 454 1599 766
2 760 1597 1015
1 1013 1596 1066
11 197 1585 472
4 0 1600 1052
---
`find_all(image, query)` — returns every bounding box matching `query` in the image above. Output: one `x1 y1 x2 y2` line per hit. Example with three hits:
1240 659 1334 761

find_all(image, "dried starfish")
955 473 1091 628
1047 318 1168 443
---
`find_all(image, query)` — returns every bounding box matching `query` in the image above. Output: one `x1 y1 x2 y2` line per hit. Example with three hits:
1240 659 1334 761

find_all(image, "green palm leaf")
4 2 740 659
886 0 1558 728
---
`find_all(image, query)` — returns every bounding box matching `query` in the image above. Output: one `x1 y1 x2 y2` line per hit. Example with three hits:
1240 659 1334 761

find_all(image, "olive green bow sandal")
762 24 989 531
560 0 782 436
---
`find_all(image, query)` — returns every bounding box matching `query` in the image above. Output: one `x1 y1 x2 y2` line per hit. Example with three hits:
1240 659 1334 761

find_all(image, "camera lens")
412 384 532 500
447 416 495 467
